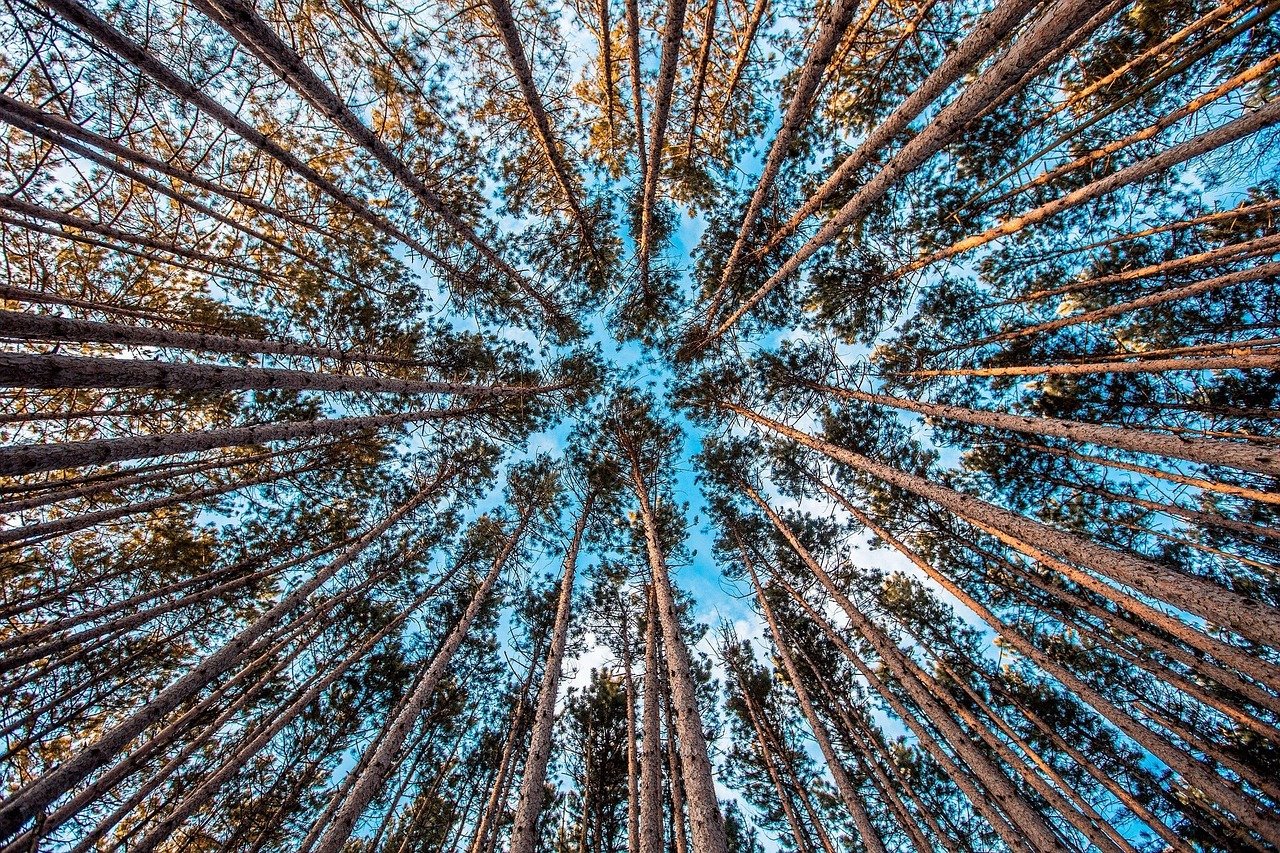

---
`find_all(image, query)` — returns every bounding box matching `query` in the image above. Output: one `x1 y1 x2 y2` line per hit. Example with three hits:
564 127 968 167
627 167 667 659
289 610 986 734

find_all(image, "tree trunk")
0 457 321 548
723 401 1280 648
902 349 1280 378
684 0 718 153
716 0 769 122
637 0 690 291
898 97 1280 277
628 453 727 853
188 0 567 326
958 261 1280 350
0 471 452 839
767 569 1028 849
738 549 886 853
482 0 600 265
312 508 531 853
807 475 1280 846
811 382 1280 477
706 0 862 317
753 0 1042 252
0 310 423 366
0 401 497 477
0 352 563 398
622 604 642 853
640 584 666 853
36 0 492 297
740 481 1067 852
508 492 595 853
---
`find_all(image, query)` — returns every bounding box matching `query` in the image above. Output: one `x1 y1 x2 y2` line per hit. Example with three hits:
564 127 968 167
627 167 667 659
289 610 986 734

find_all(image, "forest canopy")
1 0 1278 850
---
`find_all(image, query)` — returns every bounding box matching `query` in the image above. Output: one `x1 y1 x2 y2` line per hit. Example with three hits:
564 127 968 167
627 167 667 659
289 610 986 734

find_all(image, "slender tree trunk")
0 401 498 477
508 492 595 853
0 446 284 515
482 0 601 265
0 457 321 547
312 509 531 853
684 0 718 153
636 0 690 292
628 452 727 853
810 382 1280 477
902 349 1280 378
0 93 338 237
740 553 887 853
640 584 666 853
662 671 690 853
805 476 1280 846
35 0 496 298
716 0 769 121
727 673 814 853
956 261 1280 350
753 0 1041 252
740 482 1066 852
706 0 861 317
622 604 642 853
0 352 563 398
187 0 567 325
897 97 1280 278
723 401 1280 647
0 472 451 839
0 310 423 366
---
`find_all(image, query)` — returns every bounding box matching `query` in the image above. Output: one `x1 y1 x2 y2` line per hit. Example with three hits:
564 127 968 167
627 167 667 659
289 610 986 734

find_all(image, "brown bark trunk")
622 604 642 853
640 585 666 853
898 98 1280 277
0 400 497 477
766 570 1027 848
0 471 452 839
740 481 1066 852
752 0 1044 252
36 0 498 302
805 475 1280 845
0 352 562 399
727 672 815 853
902 348 1280 378
313 509 531 853
738 550 886 853
188 0 568 326
0 93 337 237
482 0 601 267
705 0 861 318
684 0 718 153
637 0 690 293
811 382 1280 477
722 402 1280 648
0 310 424 366
628 452 727 853
716 0 769 121
508 493 594 853
0 457 321 548
958 261 1280 350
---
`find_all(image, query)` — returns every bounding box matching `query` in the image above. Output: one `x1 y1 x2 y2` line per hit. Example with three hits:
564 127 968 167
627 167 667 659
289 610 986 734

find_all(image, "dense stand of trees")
2 0 1278 849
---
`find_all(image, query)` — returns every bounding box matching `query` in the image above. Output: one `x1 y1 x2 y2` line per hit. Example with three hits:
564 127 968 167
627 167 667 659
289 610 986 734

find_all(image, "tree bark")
508 492 595 853
628 452 728 853
897 98 1280 278
639 584 666 853
312 509 531 853
722 401 1280 651
0 401 499 477
738 549 886 853
0 310 423 366
740 481 1067 852
0 472 452 839
809 382 1280 477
